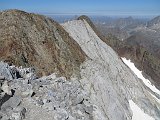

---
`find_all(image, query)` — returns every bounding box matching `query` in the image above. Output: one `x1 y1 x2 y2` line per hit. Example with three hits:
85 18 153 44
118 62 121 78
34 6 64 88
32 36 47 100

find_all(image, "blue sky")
0 0 160 16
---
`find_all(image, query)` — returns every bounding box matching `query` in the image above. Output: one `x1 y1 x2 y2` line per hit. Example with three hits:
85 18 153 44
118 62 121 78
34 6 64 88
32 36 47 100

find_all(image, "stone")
1 81 12 95
12 107 26 120
1 95 22 111
20 89 33 98
0 62 13 80
0 76 5 80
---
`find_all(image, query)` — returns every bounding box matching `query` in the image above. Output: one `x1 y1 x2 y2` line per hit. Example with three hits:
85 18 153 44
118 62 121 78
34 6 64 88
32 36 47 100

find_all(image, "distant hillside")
94 16 146 40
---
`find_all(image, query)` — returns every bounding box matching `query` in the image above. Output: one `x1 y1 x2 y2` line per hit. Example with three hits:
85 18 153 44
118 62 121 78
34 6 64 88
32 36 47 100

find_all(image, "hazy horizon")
1 0 160 16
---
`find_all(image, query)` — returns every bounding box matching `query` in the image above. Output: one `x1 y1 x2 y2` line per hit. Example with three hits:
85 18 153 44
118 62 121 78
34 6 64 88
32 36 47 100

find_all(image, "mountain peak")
77 15 95 29
147 15 160 27
77 15 92 23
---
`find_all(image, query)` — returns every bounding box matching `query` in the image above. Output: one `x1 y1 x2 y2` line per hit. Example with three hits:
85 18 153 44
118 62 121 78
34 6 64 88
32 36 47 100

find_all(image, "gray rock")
0 62 13 80
12 107 26 120
0 75 5 80
37 99 44 106
1 96 22 111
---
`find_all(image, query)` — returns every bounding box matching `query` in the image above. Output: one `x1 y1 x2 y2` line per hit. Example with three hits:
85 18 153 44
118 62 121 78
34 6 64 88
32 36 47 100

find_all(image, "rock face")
62 19 160 120
0 9 86 78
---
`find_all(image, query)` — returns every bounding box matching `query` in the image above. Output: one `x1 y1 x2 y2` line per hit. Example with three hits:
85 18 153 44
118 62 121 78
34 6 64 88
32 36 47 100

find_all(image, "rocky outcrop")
0 9 86 78
0 61 97 120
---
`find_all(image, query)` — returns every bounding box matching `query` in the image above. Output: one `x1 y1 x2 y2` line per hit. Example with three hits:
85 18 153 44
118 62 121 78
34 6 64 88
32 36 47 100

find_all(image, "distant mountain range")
94 16 148 40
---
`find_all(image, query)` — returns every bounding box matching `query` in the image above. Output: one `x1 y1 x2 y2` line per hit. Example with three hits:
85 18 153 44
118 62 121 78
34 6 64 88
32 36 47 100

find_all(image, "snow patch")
121 58 160 96
129 100 154 120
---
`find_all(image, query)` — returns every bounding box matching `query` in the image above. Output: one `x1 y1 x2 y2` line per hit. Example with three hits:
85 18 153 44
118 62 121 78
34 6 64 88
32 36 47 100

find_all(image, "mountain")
0 9 86 78
119 16 160 90
147 16 160 29
95 15 160 90
118 32 160 90
113 16 135 28
94 16 146 40
0 10 160 120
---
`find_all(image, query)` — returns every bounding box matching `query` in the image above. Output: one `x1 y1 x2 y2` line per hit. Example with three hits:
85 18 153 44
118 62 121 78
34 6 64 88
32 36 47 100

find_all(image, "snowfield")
129 100 154 120
121 58 160 95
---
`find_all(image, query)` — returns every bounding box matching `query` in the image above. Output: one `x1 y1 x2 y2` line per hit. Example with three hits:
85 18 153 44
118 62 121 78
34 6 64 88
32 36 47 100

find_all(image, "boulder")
0 62 13 80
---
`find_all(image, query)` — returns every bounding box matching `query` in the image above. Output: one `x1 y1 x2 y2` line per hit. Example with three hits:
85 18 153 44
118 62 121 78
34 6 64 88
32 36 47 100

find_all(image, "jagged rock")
0 61 14 80
0 62 94 119
1 95 22 111
0 95 22 119
1 81 12 95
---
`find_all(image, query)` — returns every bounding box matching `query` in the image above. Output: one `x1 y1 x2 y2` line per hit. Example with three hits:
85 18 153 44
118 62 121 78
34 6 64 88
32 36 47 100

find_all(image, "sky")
0 0 160 16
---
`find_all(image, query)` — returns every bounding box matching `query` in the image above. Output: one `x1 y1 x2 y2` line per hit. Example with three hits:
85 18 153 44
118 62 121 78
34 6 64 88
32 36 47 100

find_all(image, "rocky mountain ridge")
0 10 160 120
62 19 160 120
0 9 86 79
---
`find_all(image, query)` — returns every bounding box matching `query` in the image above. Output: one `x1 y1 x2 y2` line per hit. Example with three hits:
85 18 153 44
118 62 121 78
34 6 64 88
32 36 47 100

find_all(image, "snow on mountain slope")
129 100 154 120
122 58 160 96
62 20 160 120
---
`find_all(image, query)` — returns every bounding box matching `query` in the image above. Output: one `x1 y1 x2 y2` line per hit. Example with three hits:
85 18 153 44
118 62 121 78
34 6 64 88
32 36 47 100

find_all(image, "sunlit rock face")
62 19 160 120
